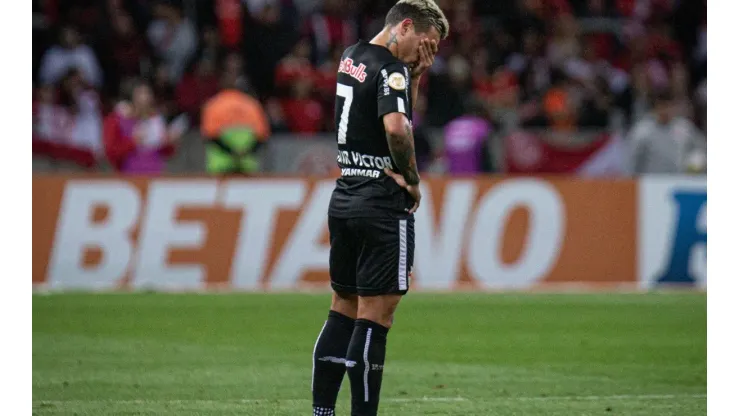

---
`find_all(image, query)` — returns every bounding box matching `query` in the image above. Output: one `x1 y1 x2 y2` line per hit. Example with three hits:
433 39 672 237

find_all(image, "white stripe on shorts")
398 219 408 291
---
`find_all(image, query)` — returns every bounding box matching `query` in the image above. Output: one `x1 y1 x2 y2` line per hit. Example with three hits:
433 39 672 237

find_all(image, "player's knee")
357 294 401 328
331 291 358 319
371 311 395 329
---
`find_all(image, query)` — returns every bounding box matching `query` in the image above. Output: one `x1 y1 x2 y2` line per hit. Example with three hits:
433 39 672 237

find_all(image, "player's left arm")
377 62 418 186
410 39 438 109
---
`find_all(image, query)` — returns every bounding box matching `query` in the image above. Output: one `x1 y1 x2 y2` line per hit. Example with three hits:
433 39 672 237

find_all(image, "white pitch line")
33 393 706 406
500 393 707 402
389 397 468 403
34 399 464 404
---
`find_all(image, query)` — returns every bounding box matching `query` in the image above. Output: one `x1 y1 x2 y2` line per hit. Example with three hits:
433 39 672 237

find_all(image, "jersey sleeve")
376 62 411 119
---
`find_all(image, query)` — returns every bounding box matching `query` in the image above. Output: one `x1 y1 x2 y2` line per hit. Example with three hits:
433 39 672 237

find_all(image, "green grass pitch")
33 293 706 415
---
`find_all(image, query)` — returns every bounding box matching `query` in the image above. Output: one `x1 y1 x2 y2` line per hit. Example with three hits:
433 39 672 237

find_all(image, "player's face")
132 85 154 109
397 22 441 66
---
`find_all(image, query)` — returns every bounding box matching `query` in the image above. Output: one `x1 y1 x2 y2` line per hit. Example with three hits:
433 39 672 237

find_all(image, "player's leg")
345 294 400 416
345 217 414 416
312 216 359 415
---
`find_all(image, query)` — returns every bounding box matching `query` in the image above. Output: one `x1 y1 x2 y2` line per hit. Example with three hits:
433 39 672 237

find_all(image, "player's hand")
384 168 422 214
411 39 438 80
405 184 422 214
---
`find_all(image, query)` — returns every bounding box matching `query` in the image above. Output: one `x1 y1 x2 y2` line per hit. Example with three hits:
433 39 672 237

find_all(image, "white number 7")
337 83 353 144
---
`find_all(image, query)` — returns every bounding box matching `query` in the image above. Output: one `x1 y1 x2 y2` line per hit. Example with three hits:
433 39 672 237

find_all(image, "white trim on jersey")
397 97 406 114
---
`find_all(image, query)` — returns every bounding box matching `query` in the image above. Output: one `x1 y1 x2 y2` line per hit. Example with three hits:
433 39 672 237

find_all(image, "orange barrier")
33 176 643 291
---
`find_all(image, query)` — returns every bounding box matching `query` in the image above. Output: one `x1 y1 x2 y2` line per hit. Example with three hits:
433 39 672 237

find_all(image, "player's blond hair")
386 0 449 40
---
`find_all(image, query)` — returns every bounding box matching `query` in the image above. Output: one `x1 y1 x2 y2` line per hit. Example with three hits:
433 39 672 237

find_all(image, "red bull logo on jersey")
338 58 367 83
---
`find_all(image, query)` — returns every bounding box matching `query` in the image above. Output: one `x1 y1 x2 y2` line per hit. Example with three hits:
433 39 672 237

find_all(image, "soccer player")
311 1 449 415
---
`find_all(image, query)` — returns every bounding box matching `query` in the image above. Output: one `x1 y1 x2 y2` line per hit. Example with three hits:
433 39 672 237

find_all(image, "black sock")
312 310 355 414
345 319 389 416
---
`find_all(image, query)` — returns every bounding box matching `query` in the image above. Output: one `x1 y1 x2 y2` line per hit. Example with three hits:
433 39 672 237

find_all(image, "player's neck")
370 27 399 59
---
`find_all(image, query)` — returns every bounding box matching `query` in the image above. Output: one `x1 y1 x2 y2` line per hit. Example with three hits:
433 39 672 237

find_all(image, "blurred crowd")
32 0 707 175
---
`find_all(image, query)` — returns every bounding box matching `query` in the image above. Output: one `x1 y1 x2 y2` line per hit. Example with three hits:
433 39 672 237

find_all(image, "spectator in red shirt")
33 69 103 169
275 37 314 90
478 67 519 117
280 70 324 135
104 80 180 173
518 0 572 20
107 11 149 93
175 56 221 120
215 0 244 49
314 45 343 106
616 0 672 20
304 0 356 64
639 18 683 64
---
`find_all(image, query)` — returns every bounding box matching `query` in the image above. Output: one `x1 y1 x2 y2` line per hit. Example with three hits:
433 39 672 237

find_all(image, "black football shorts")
328 215 414 296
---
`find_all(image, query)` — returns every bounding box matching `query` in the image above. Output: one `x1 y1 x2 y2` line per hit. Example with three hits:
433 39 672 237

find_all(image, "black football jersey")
328 40 414 219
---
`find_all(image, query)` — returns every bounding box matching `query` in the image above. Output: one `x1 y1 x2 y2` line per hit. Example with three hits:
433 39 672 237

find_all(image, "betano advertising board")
32 176 705 291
